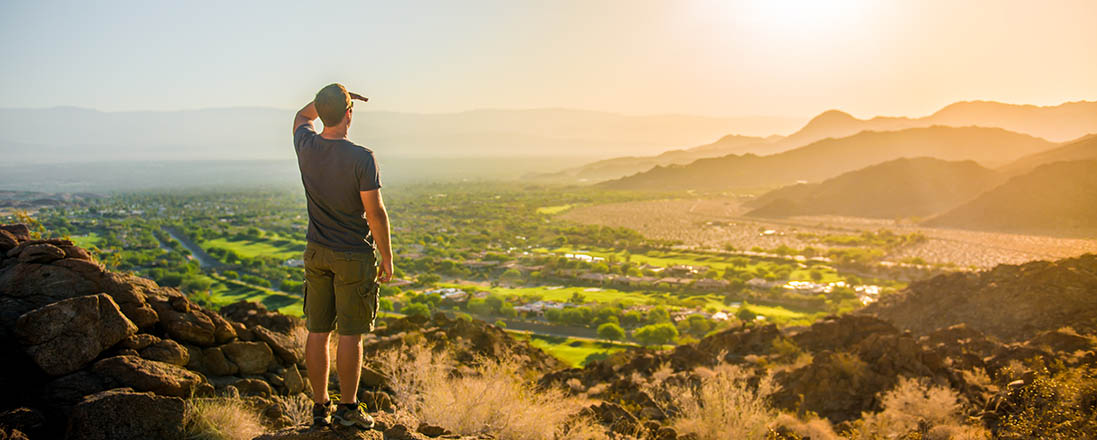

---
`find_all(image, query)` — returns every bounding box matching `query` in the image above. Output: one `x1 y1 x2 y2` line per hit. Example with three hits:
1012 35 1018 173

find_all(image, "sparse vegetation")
378 346 608 440
182 398 266 440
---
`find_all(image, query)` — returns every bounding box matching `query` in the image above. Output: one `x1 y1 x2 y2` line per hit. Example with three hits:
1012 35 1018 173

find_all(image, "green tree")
597 322 625 341
402 303 430 318
633 323 678 346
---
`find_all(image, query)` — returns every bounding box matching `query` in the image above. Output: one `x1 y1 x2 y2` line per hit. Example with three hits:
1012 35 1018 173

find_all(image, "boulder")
15 294 138 376
149 295 218 346
221 341 274 375
0 408 45 439
65 388 184 440
118 333 161 350
201 347 239 376
0 224 31 242
233 378 273 398
139 339 189 366
220 300 301 333
91 356 204 397
43 371 115 409
201 308 238 344
581 402 642 436
96 272 160 328
0 230 20 253
254 325 303 364
16 243 65 264
284 364 305 394
0 263 102 328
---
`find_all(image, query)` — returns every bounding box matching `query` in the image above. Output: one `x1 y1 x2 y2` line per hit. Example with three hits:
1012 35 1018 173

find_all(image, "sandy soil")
559 198 1097 268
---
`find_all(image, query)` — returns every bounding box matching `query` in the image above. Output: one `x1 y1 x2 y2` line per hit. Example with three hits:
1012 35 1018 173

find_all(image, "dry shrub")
377 346 606 440
272 393 314 426
183 398 266 440
850 376 988 439
654 363 778 440
771 413 842 440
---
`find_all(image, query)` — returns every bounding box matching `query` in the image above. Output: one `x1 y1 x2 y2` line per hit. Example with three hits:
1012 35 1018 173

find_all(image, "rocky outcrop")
91 355 207 398
0 224 326 438
864 254 1097 341
15 294 138 376
66 389 184 440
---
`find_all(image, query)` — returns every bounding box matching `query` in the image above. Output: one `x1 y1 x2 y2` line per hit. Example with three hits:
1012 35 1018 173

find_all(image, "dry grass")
651 364 778 440
183 398 266 440
272 393 314 427
376 346 607 440
850 377 988 439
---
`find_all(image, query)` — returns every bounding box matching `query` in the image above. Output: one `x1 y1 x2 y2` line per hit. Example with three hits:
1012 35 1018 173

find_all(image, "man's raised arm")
294 101 319 133
361 189 393 283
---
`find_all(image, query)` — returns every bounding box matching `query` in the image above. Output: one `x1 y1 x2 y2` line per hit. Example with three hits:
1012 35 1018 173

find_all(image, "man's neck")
319 126 348 140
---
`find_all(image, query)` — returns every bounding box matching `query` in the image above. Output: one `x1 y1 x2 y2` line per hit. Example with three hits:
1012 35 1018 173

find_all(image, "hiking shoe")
333 402 375 429
312 401 334 426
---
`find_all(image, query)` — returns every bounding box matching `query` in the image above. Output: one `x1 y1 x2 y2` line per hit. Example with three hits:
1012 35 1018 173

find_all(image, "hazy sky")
2 0 1095 118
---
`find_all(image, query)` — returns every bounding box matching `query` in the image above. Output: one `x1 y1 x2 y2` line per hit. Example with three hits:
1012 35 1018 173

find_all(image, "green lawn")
199 274 303 316
70 232 101 249
434 282 816 324
200 237 304 260
510 332 633 367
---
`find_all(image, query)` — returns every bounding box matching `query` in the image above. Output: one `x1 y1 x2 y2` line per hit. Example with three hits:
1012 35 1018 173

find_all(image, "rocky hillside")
925 160 1097 232
743 157 1005 219
0 224 555 439
3 223 1095 439
864 253 1097 342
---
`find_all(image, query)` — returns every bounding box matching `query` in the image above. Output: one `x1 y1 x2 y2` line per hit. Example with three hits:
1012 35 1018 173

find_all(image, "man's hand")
377 258 393 283
349 92 368 102
361 189 393 284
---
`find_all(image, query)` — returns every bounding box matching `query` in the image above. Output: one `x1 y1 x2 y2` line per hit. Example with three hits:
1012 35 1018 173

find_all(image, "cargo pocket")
358 283 380 329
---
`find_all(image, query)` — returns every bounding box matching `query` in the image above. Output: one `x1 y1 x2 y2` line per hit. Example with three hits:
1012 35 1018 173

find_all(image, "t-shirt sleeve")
357 151 382 191
293 123 316 153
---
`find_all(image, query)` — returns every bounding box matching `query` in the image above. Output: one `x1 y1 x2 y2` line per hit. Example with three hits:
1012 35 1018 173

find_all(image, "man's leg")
336 333 363 404
306 331 332 403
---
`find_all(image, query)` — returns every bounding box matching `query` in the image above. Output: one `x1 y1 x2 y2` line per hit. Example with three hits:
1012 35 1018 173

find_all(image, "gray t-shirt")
294 124 382 252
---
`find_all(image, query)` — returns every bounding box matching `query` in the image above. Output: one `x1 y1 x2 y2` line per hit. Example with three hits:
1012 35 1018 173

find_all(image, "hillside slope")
744 157 1005 219
863 253 1097 341
599 126 1055 191
999 134 1097 175
925 160 1097 232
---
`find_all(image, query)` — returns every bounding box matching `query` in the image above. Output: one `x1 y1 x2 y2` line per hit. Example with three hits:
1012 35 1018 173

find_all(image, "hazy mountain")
530 134 778 182
743 157 1005 219
998 134 1097 175
544 100 1097 183
925 160 1097 232
0 106 802 164
720 100 1097 156
600 126 1055 191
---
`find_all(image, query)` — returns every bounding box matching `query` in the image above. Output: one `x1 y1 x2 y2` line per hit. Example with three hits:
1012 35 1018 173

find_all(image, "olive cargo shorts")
302 243 380 335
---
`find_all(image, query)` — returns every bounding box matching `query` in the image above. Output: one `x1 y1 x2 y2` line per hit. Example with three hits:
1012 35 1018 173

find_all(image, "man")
292 83 393 429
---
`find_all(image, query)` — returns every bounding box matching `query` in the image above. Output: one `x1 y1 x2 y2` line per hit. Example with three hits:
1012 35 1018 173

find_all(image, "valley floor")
560 197 1097 268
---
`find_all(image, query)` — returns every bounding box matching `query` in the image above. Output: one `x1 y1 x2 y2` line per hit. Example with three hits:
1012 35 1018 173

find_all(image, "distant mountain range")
743 157 1005 219
925 160 1097 232
543 100 1097 183
999 134 1097 176
0 107 802 163
599 126 1056 191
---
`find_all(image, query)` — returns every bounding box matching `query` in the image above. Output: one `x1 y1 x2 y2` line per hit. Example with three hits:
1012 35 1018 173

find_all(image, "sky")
1 0 1095 118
